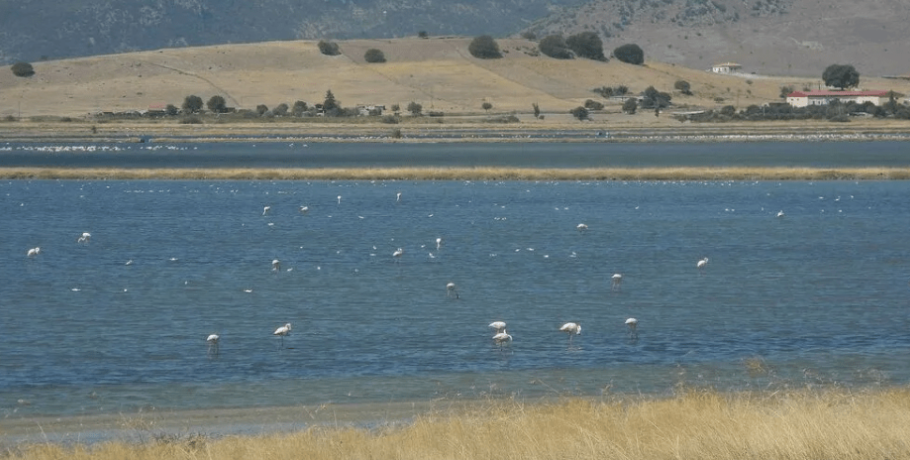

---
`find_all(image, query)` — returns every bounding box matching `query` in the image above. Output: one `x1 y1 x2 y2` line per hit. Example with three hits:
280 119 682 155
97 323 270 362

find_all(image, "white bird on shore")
492 329 513 350
274 323 292 346
489 321 507 332
262 206 271 216
77 232 91 244
625 318 638 338
560 322 581 342
697 257 709 273
272 259 281 272
611 273 623 291
27 247 40 258
446 282 459 299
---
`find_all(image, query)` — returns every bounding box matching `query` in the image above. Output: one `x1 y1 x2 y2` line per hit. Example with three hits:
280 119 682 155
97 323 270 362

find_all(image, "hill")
2 37 908 120
522 0 910 77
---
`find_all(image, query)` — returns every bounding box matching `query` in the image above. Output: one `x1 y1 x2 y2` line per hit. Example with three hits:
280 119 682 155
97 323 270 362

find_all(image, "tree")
407 101 423 115
779 85 795 99
391 103 401 113
569 106 589 120
292 101 308 116
182 95 203 113
674 80 692 95
532 102 541 118
622 98 638 114
364 49 386 63
822 64 859 90
638 86 672 109
613 44 644 65
482 102 493 112
566 32 606 61
418 31 429 39
323 90 339 113
584 99 604 110
273 103 289 116
468 35 502 59
256 104 269 115
318 40 341 56
206 95 227 113
11 62 35 77
538 35 573 59
165 104 179 116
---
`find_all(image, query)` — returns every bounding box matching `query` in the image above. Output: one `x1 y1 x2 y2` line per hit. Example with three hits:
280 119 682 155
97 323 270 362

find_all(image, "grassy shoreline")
3 166 910 181
5 388 910 459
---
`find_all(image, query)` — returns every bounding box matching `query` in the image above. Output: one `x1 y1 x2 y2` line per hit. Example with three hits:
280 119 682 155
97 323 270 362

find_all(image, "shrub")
614 85 629 95
391 103 401 113
318 40 341 56
256 104 269 115
418 31 429 39
182 95 203 113
482 102 493 111
206 95 227 113
569 106 589 120
11 62 35 77
364 49 386 63
468 35 502 59
521 31 537 41
584 99 604 110
180 116 203 124
273 103 289 116
613 44 644 65
539 35 573 59
382 115 399 124
779 85 795 99
165 104 179 116
674 80 692 95
407 101 423 115
292 101 308 116
622 98 638 114
566 32 606 61
639 86 672 109
720 105 736 116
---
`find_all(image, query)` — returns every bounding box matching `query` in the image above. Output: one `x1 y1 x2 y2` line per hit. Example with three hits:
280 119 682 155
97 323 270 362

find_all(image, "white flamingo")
262 206 271 216
77 232 91 244
625 318 638 338
777 210 785 217
206 334 220 355
272 259 281 272
396 192 402 202
492 329 513 350
577 223 588 232
274 323 292 346
393 248 404 262
611 273 623 291
560 322 581 342
299 205 309 214
436 237 442 250
446 282 459 299
697 257 709 274
337 195 342 205
27 247 40 258
489 321 507 332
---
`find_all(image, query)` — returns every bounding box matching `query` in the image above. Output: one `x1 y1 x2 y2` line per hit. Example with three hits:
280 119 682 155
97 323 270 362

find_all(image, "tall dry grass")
3 166 910 181
7 389 910 460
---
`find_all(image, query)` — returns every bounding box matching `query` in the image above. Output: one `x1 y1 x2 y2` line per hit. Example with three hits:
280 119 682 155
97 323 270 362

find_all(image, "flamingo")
777 210 785 217
274 323 292 347
611 273 623 291
206 334 220 355
577 223 588 232
625 318 638 338
396 192 402 202
77 232 91 244
337 195 342 205
272 259 281 272
262 206 271 216
392 248 404 262
436 237 442 250
697 257 709 273
492 329 513 350
446 282 459 299
27 247 40 258
489 321 507 332
560 322 581 342
299 205 309 214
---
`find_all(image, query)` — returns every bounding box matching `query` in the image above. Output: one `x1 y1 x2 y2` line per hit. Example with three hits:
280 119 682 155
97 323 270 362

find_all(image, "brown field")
2 166 909 181
3 37 910 123
5 389 910 460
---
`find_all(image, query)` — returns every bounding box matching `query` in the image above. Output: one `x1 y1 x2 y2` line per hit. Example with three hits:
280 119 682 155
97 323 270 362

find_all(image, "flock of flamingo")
24 192 721 356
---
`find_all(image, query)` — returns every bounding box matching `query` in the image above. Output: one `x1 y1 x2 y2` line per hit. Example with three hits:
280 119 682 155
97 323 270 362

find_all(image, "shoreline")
2 166 909 180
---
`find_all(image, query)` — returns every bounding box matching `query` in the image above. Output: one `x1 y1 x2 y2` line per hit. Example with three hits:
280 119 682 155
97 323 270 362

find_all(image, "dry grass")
2 166 909 181
6 388 910 460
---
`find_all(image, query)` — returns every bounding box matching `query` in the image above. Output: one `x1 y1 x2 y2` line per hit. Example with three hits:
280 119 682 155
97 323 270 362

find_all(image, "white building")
711 62 742 74
786 90 890 108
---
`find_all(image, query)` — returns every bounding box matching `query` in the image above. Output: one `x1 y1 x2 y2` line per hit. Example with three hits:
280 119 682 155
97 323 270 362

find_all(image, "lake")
1 141 909 441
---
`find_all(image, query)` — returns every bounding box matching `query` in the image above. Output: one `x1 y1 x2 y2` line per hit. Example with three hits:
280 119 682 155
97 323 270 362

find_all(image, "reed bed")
3 166 910 181
6 388 910 460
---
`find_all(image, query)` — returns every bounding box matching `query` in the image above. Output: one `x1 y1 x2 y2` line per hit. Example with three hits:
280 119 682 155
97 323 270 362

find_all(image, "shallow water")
2 176 910 426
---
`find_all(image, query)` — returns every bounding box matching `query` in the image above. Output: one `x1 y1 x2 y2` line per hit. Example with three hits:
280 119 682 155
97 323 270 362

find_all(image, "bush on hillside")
569 106 589 120
11 62 35 77
622 98 638 114
674 80 692 95
206 95 227 113
638 86 672 109
364 49 386 63
256 104 269 115
318 40 341 56
613 43 644 65
273 103 289 116
566 32 606 61
468 35 502 59
538 35 573 59
407 101 423 115
182 95 203 113
584 99 604 110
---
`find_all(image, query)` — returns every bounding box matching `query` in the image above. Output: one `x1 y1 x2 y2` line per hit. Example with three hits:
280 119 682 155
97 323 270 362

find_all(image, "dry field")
3 37 910 121
5 389 910 460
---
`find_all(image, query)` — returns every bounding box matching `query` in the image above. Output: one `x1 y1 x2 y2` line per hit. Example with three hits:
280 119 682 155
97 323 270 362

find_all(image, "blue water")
2 141 910 421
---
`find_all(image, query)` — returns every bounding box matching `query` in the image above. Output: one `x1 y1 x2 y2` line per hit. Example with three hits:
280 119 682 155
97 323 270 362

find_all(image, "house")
786 90 890 108
711 62 742 74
